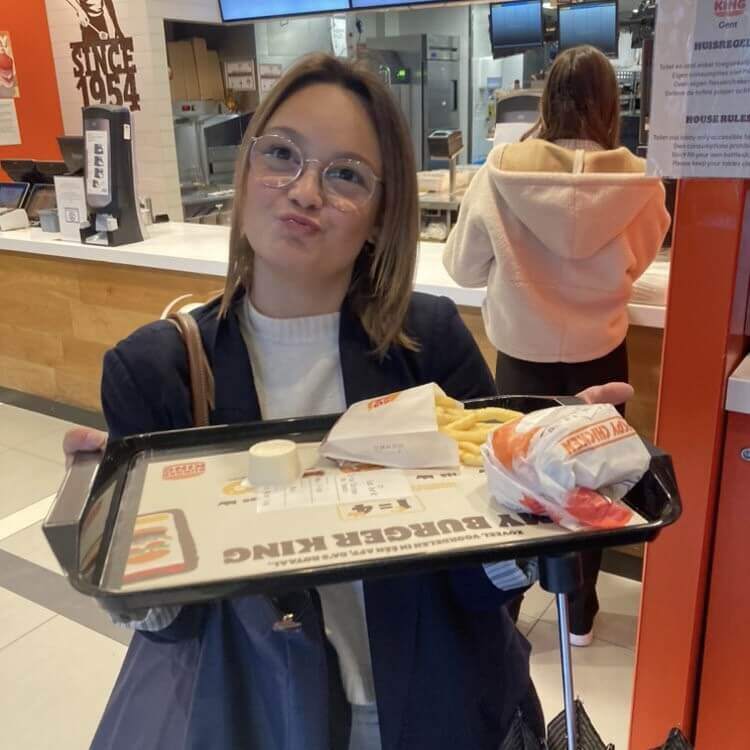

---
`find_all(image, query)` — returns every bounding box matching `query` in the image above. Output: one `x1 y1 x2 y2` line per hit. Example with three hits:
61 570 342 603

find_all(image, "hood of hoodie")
485 140 665 260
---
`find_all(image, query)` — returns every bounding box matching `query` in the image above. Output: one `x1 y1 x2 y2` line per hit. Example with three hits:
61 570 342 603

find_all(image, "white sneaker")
569 630 594 648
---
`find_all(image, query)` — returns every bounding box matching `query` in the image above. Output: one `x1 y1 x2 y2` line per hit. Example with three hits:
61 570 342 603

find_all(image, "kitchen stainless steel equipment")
365 35 460 170
493 90 542 144
427 128 464 198
173 101 249 188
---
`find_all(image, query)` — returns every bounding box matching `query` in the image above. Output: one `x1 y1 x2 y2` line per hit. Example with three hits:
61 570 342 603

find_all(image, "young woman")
443 45 671 646
75 53 550 750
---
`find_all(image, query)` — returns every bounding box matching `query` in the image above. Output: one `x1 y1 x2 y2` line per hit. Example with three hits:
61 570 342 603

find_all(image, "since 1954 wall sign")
65 0 141 111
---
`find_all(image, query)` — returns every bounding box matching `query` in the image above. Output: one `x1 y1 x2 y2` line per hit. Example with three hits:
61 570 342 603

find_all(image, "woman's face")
242 83 383 288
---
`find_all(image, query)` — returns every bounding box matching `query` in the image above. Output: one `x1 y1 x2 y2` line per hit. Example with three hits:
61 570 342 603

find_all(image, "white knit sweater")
118 298 536 708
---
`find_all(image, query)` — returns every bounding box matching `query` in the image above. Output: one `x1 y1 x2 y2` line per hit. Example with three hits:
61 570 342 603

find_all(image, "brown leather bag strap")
167 312 215 428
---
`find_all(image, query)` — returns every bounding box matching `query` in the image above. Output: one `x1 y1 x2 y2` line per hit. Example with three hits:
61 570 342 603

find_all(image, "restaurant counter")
0 223 666 437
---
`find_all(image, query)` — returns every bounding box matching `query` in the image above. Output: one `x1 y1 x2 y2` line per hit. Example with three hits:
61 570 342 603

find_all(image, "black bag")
500 710 546 750
651 728 694 750
91 314 347 750
546 700 615 750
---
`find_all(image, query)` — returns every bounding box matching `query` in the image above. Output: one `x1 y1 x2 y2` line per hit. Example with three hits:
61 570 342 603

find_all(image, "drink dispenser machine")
80 105 144 246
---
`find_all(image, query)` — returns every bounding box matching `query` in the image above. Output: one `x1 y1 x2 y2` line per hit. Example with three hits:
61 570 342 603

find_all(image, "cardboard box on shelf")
191 38 225 102
203 50 226 101
190 37 209 95
166 42 186 101
168 70 184 102
167 40 199 101
183 41 201 100
191 36 208 59
168 72 183 102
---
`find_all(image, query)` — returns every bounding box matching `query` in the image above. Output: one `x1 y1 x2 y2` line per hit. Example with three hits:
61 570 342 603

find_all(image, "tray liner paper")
101 442 647 595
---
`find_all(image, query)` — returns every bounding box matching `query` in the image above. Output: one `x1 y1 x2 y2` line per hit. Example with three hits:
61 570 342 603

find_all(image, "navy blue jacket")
94 290 532 750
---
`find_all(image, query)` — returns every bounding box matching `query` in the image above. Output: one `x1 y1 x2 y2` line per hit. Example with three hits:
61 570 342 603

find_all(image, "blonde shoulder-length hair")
220 52 419 358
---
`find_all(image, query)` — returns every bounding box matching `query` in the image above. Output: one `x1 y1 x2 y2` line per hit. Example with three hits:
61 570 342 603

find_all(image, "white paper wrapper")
320 383 459 469
481 404 651 531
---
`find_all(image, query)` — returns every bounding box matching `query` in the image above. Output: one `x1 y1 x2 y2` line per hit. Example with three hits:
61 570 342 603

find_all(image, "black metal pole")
540 553 585 750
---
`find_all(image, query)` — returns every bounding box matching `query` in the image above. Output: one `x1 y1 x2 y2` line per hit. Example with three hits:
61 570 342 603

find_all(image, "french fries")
434 392 522 467
457 441 480 455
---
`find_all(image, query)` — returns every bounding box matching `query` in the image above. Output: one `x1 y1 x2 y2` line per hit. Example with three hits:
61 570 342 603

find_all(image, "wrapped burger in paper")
320 383 459 469
481 404 651 531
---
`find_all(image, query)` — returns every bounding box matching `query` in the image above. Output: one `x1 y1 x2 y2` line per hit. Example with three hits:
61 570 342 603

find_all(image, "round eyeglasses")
248 134 381 213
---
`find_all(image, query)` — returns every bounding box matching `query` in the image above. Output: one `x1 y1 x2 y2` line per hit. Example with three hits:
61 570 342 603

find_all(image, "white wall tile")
44 0 223 221
149 0 221 24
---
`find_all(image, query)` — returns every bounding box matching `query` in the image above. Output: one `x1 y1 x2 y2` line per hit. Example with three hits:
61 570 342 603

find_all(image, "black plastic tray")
43 396 681 617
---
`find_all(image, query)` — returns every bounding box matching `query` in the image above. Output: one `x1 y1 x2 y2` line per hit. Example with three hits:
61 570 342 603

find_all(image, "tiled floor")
0 402 642 749
524 575 642 747
0 403 131 750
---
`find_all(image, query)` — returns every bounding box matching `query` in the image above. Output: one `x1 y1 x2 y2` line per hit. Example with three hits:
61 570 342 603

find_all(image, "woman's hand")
576 382 634 406
63 427 108 468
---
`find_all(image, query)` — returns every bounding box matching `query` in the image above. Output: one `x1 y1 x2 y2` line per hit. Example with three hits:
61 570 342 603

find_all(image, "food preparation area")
0 397 643 749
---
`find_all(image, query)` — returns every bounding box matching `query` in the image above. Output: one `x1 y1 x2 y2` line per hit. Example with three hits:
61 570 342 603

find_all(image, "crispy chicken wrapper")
481 404 650 531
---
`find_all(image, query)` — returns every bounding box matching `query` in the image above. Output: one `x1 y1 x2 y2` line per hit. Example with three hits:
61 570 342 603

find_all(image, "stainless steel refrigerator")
364 34 460 171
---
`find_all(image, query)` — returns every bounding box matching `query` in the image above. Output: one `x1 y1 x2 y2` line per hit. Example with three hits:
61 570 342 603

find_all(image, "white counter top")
0 223 667 329
0 223 231 277
726 355 750 415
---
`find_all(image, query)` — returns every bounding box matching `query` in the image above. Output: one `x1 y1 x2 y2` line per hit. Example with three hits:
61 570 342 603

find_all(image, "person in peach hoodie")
443 45 671 647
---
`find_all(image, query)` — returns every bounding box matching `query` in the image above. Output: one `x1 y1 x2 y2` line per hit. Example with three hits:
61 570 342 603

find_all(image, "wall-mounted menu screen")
350 0 444 7
219 0 349 22
558 2 619 57
489 1 544 52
